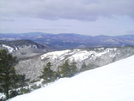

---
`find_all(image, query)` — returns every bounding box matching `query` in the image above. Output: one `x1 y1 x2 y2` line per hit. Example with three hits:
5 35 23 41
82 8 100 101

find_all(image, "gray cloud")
0 0 134 21
0 16 14 21
0 27 7 30
51 25 72 27
126 30 134 34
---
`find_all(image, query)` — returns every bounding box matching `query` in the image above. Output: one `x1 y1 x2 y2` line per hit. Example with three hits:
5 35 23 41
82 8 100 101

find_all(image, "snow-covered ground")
40 48 114 62
9 55 134 101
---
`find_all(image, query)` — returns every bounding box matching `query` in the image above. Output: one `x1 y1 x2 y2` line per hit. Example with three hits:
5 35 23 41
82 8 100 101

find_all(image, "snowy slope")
15 47 134 80
41 48 115 61
40 47 134 69
9 55 134 101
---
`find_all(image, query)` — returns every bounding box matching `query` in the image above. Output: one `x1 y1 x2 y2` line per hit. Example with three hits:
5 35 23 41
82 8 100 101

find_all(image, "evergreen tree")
59 60 77 77
87 63 97 70
40 62 58 84
69 60 77 77
0 49 28 99
80 62 98 72
59 60 70 77
80 62 88 72
17 74 29 88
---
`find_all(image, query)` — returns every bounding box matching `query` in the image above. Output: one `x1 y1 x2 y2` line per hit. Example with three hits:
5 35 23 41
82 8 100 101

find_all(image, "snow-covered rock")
9 55 134 101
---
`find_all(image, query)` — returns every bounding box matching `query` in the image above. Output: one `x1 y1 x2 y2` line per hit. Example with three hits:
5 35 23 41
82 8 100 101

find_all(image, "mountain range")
0 32 134 49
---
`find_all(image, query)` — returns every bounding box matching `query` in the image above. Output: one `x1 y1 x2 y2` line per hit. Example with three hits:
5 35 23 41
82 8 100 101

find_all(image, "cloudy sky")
0 0 134 36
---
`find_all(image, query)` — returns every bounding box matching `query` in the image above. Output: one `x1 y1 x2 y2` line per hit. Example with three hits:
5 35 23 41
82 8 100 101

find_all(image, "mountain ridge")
15 46 134 81
0 33 134 50
0 40 53 60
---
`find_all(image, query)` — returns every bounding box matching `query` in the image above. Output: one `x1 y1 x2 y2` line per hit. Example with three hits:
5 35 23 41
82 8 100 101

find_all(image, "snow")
40 50 71 60
2 44 14 53
41 49 96 61
0 93 5 99
69 51 89 61
40 48 118 63
9 55 134 101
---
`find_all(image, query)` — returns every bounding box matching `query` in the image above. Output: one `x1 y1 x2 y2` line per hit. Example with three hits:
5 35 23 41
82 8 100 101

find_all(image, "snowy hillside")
9 55 134 101
15 46 134 81
41 48 116 62
41 47 134 67
0 40 47 52
0 40 52 60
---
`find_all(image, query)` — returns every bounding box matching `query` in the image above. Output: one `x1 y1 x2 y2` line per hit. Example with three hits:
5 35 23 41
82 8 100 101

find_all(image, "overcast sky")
0 0 134 36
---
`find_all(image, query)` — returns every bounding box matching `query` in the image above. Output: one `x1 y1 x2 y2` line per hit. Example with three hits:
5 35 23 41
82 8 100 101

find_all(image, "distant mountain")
15 46 134 81
0 33 134 50
0 40 53 60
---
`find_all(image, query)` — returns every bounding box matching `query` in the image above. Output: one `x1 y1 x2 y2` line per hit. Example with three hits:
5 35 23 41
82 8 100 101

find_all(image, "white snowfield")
9 55 134 101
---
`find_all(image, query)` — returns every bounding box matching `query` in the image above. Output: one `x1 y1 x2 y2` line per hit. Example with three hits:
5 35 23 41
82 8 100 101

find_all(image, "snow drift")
9 55 134 101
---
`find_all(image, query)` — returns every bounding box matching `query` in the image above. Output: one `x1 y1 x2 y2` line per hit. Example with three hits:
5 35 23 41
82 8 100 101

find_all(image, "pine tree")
17 74 29 88
40 62 58 84
69 60 77 77
59 60 78 77
0 49 28 99
59 60 70 77
80 62 88 72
